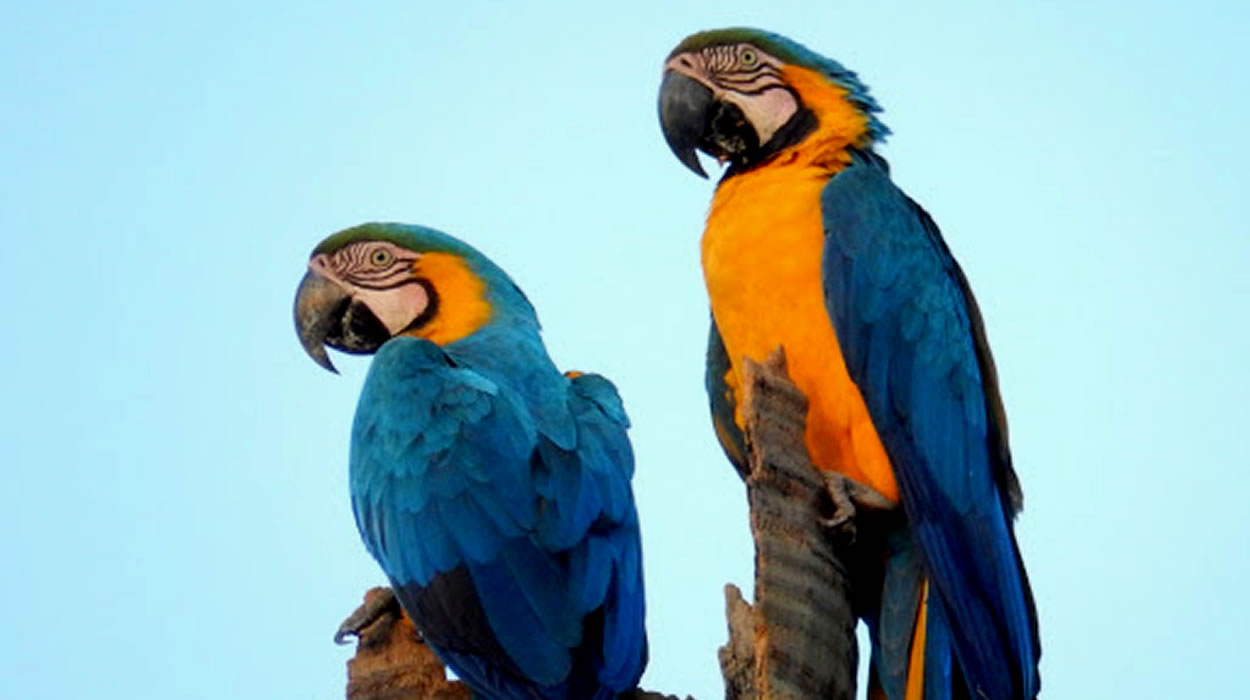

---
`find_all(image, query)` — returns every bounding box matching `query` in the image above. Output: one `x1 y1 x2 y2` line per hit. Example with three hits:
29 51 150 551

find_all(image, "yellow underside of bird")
701 63 899 503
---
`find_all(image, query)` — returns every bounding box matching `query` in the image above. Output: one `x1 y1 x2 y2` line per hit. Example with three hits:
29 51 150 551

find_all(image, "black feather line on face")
721 103 818 177
400 279 439 334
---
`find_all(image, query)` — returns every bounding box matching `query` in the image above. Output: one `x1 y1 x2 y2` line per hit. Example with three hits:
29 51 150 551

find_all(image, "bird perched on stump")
294 223 647 700
658 28 1040 700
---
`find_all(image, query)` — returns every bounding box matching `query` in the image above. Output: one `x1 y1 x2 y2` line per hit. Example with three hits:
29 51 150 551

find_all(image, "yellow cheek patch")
780 64 872 158
402 252 492 346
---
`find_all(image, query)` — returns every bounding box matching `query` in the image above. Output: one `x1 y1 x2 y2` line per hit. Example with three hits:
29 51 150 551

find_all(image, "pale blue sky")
2 2 1247 698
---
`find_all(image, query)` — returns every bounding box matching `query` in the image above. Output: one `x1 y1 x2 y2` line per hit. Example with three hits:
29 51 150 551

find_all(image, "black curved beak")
294 270 347 373
658 70 714 178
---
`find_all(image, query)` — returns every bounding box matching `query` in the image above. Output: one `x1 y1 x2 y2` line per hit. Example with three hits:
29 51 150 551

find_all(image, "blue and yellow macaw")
658 29 1040 699
294 223 647 700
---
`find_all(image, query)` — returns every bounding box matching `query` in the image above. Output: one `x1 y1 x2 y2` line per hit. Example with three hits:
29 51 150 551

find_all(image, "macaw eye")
370 248 394 267
740 48 758 67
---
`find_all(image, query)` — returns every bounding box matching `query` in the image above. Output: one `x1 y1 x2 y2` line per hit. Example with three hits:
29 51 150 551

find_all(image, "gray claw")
818 472 896 538
334 586 399 645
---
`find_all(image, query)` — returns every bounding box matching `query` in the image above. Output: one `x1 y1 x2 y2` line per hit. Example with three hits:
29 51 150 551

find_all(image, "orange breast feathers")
701 73 898 501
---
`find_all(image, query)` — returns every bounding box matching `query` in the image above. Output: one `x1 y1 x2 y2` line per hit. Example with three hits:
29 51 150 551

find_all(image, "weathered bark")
340 350 858 700
343 587 470 700
717 350 858 700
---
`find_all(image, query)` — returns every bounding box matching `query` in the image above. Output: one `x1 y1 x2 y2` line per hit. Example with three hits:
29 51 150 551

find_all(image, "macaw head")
294 222 534 372
658 28 889 177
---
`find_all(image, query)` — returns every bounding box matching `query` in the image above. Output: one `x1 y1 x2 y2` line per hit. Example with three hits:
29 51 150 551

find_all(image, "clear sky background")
2 2 1247 698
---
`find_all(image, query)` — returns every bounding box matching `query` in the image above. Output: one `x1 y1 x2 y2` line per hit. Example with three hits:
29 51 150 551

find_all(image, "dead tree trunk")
343 587 470 700
717 351 858 700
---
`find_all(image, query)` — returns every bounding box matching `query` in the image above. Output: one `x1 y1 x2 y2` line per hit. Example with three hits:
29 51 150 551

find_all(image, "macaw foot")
818 472 896 539
335 586 402 645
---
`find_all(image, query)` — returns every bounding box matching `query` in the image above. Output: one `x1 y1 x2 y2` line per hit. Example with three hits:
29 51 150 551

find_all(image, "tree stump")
717 350 858 700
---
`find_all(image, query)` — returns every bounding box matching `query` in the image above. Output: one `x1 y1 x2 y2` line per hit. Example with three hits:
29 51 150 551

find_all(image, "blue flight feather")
821 152 1039 699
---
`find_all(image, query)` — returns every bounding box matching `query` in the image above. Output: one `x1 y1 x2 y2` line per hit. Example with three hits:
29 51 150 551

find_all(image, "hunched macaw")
294 223 647 699
658 29 1040 699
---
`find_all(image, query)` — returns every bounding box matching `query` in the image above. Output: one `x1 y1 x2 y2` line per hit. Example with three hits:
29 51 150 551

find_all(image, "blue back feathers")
820 152 1039 698
341 224 647 699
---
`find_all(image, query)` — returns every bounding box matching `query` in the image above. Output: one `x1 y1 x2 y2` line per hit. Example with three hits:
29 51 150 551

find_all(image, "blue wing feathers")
921 595 954 700
822 153 1039 698
468 548 577 685
568 372 631 428
566 535 614 612
442 494 509 565
349 336 645 698
872 538 924 700
596 527 646 689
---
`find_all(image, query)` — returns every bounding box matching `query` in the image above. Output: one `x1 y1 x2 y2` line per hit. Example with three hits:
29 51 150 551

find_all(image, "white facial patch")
726 86 798 146
354 282 430 335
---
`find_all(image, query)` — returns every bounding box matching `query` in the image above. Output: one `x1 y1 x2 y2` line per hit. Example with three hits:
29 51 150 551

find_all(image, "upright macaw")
658 29 1040 699
294 223 647 700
